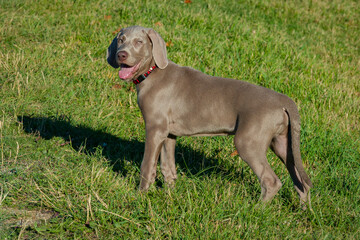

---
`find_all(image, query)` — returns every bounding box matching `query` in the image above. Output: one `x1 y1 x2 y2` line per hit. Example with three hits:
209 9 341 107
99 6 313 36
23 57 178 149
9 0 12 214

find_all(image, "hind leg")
271 133 311 207
234 132 282 202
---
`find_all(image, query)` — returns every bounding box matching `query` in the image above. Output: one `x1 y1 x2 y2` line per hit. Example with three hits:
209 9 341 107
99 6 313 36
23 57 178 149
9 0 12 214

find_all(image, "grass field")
1 0 359 238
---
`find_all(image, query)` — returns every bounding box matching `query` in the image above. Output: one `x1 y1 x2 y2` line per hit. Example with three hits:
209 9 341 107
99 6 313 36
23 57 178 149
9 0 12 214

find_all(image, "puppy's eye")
118 38 124 44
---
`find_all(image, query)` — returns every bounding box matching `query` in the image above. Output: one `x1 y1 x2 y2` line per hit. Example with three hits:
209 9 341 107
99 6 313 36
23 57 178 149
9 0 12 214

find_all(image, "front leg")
139 127 168 191
160 136 177 186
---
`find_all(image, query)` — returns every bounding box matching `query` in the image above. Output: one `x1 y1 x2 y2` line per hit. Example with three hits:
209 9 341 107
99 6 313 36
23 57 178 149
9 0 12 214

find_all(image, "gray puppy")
107 26 312 205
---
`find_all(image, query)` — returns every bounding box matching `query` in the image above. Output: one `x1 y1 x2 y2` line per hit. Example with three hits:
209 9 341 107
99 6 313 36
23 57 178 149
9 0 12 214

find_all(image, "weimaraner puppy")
107 26 313 205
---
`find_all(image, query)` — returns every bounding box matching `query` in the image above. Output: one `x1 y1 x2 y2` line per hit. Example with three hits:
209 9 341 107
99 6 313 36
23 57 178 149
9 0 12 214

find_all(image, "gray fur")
107 26 312 206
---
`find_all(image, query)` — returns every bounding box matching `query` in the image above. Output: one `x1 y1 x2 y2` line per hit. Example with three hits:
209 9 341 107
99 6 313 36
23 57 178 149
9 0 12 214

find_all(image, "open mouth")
118 62 141 80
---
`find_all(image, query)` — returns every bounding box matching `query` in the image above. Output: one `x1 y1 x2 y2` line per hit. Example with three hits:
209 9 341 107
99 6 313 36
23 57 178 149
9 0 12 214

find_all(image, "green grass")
1 0 359 238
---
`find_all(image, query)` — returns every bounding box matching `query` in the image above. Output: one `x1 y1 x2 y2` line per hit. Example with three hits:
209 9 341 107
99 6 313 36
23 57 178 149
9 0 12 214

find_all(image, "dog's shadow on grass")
18 115 227 183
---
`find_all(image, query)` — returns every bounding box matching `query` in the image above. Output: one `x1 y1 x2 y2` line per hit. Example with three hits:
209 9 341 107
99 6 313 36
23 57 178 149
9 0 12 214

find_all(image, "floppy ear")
107 36 119 68
146 29 168 69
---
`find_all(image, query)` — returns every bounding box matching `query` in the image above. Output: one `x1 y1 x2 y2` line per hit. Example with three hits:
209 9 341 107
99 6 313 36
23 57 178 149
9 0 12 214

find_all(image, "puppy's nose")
117 51 128 62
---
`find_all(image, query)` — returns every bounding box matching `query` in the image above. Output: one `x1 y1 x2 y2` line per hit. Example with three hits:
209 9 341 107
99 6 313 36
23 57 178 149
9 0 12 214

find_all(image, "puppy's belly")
168 121 235 137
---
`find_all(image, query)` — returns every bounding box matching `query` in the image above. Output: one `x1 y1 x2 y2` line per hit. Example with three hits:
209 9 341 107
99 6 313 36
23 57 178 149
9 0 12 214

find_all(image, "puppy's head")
107 26 168 82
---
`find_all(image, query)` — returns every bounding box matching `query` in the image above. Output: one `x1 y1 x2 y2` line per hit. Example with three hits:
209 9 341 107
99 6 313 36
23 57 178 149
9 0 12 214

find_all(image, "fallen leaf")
230 150 238 157
59 141 70 147
112 27 122 35
128 85 135 92
184 0 192 3
166 40 173 47
104 15 112 20
112 84 122 89
155 21 163 27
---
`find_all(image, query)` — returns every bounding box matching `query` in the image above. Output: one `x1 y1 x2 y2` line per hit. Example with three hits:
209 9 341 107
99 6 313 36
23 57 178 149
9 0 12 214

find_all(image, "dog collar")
133 65 157 85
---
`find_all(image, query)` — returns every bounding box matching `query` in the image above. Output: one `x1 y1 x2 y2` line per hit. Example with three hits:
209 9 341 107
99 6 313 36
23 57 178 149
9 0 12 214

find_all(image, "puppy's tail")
285 103 313 188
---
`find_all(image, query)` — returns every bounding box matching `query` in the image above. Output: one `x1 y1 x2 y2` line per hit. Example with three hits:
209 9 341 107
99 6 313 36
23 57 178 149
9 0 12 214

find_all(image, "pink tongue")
118 65 136 79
